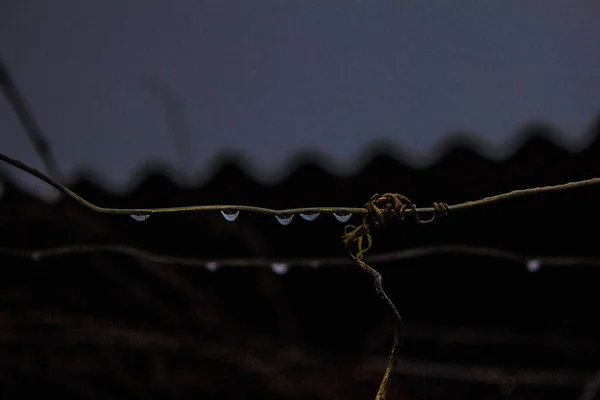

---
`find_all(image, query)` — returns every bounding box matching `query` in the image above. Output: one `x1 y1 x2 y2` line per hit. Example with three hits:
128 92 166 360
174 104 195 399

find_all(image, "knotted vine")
343 193 448 399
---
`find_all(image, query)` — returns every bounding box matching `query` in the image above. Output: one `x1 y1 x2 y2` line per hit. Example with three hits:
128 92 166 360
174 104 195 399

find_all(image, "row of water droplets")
203 258 545 275
201 261 290 275
131 210 352 225
28 248 544 274
130 211 352 224
221 210 352 224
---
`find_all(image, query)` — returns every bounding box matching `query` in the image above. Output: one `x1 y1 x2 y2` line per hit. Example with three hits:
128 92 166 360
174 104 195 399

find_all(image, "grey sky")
1 1 599 198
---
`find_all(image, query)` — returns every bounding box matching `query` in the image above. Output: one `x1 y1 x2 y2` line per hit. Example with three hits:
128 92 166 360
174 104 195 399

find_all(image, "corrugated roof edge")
1 118 599 201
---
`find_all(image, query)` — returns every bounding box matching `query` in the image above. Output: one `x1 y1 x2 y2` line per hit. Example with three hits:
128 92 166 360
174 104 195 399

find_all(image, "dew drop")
300 213 319 221
221 210 239 222
309 260 320 269
333 212 352 223
131 214 150 222
275 214 294 225
526 259 541 272
271 263 289 275
206 262 219 272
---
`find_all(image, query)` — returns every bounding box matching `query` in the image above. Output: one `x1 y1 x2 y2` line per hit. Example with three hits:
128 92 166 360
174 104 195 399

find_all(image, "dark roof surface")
1 122 600 399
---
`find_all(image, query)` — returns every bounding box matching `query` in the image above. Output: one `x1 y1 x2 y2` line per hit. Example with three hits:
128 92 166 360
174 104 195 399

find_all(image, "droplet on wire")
300 213 319 221
333 212 352 223
221 210 239 222
131 214 150 222
275 214 294 225
205 262 219 272
271 263 289 275
526 259 541 272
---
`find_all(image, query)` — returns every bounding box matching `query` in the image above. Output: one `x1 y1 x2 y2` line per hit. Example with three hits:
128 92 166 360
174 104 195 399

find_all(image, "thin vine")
2 153 600 218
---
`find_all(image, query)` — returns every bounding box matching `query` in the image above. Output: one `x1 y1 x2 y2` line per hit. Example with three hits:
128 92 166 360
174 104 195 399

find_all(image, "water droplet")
206 262 219 272
309 260 320 269
131 214 150 222
300 213 319 221
32 252 41 262
271 263 289 275
526 259 541 272
333 212 352 223
221 210 239 222
275 214 294 225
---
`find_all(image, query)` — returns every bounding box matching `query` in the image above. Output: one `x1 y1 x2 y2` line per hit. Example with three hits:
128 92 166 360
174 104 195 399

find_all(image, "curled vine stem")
343 193 448 399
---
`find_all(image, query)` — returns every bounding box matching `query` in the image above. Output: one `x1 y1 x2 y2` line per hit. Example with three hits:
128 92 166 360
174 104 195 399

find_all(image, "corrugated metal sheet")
2 1 600 195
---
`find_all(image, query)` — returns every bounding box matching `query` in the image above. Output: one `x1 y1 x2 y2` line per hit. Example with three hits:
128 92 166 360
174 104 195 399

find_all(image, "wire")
1 152 600 218
1 244 598 269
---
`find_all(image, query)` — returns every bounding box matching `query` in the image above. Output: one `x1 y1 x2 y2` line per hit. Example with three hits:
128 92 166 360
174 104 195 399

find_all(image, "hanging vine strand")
341 193 449 399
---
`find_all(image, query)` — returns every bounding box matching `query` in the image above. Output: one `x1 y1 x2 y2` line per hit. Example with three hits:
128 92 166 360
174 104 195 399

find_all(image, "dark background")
1 124 600 399
1 2 600 399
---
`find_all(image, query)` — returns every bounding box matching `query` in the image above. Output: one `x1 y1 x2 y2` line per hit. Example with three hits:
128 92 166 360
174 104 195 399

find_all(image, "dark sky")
1 1 600 198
